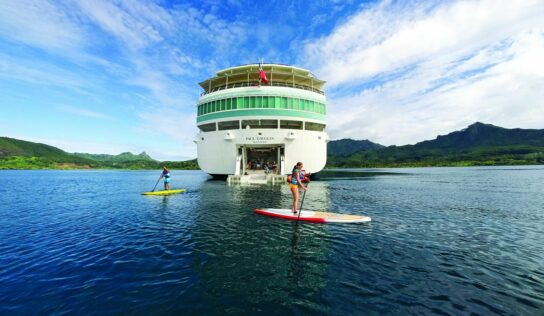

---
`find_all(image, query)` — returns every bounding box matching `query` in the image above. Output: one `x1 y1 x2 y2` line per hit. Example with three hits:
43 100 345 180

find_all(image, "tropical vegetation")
0 137 198 170
2 122 543 170
326 123 544 167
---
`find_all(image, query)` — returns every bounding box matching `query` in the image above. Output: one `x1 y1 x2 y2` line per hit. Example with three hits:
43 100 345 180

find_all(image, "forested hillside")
0 137 199 170
326 123 544 167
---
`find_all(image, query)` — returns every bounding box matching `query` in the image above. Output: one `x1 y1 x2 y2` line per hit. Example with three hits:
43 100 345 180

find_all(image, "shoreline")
1 163 542 171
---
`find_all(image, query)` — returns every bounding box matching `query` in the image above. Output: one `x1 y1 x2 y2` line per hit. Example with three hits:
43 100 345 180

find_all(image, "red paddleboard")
254 208 371 223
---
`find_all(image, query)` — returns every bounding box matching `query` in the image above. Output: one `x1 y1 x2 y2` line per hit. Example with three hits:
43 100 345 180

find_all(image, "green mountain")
73 151 154 162
327 122 544 167
327 138 384 156
417 122 544 148
0 137 73 158
3 122 543 170
0 137 199 170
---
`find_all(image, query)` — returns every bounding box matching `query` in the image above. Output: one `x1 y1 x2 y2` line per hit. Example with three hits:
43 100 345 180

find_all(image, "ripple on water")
0 168 543 315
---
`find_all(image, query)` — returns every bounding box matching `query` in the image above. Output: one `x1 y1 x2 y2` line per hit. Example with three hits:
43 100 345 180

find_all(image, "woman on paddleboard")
290 162 308 214
159 166 171 190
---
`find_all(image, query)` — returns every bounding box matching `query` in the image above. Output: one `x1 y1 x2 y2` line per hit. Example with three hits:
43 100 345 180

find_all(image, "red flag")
259 62 269 84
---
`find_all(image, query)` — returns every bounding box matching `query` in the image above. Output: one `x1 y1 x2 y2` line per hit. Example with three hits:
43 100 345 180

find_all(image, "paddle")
151 174 162 192
296 182 308 224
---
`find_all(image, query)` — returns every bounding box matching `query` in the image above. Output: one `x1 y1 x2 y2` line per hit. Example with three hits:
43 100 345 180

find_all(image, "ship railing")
201 81 324 96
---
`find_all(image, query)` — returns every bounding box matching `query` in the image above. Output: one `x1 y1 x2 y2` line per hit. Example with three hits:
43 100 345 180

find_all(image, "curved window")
218 120 239 130
199 120 323 132
305 122 326 131
241 119 278 129
242 120 260 129
260 120 278 129
198 122 216 132
198 96 326 116
280 120 303 130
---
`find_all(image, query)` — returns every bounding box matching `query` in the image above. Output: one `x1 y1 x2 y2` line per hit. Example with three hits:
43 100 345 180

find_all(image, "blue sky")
0 0 543 160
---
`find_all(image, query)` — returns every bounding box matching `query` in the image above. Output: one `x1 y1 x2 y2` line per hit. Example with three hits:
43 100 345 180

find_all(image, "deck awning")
198 64 326 94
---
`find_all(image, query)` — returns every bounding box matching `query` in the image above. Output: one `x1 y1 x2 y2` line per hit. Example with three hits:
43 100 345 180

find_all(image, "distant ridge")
0 137 198 170
73 151 155 162
328 139 384 156
326 122 544 167
0 137 68 158
2 122 543 169
417 122 544 149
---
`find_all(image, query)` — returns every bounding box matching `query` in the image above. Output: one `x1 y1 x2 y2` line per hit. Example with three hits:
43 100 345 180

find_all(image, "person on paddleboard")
159 166 171 190
289 162 308 214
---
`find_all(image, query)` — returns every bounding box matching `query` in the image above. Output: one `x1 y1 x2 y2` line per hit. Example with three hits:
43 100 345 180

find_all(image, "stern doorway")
239 146 282 176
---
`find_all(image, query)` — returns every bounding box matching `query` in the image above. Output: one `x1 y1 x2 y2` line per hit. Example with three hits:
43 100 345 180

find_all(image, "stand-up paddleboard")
254 208 371 223
141 189 186 196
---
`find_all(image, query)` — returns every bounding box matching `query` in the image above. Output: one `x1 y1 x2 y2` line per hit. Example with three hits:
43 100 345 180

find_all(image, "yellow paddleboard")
141 189 186 196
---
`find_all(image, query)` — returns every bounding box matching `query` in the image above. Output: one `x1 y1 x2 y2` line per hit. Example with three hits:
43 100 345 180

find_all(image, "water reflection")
1 168 543 314
315 169 405 180
189 179 333 313
287 224 305 288
160 195 170 207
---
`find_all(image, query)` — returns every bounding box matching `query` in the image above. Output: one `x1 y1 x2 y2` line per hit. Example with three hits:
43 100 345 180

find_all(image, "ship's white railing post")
280 155 285 175
235 155 241 176
242 146 247 175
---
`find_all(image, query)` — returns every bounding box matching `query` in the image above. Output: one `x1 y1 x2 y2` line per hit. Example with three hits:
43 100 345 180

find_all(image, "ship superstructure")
195 63 328 181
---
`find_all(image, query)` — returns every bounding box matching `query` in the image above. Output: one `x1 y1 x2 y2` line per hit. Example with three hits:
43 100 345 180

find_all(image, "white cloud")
137 107 198 158
0 0 85 51
76 0 172 50
0 54 93 95
302 0 544 145
57 105 114 121
304 0 543 87
0 0 213 159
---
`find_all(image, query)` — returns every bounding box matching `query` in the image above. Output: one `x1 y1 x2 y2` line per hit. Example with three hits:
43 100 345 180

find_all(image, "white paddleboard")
254 208 371 223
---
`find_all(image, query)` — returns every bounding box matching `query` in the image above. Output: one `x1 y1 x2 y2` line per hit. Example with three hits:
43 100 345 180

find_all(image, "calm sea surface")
0 167 543 315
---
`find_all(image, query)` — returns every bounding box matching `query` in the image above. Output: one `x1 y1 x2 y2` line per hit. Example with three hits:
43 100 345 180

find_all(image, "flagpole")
258 58 269 86
259 58 263 87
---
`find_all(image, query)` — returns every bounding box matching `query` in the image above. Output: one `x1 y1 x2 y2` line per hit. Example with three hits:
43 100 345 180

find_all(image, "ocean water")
0 167 543 315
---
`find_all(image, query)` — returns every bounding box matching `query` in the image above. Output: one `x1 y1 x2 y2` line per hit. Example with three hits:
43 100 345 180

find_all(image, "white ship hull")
195 64 328 178
195 120 328 176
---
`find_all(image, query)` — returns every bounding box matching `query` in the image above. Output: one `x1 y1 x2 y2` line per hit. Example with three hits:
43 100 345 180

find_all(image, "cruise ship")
194 63 328 181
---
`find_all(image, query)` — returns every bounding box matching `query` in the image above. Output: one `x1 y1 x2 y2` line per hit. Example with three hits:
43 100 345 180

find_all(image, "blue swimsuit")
291 168 302 185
